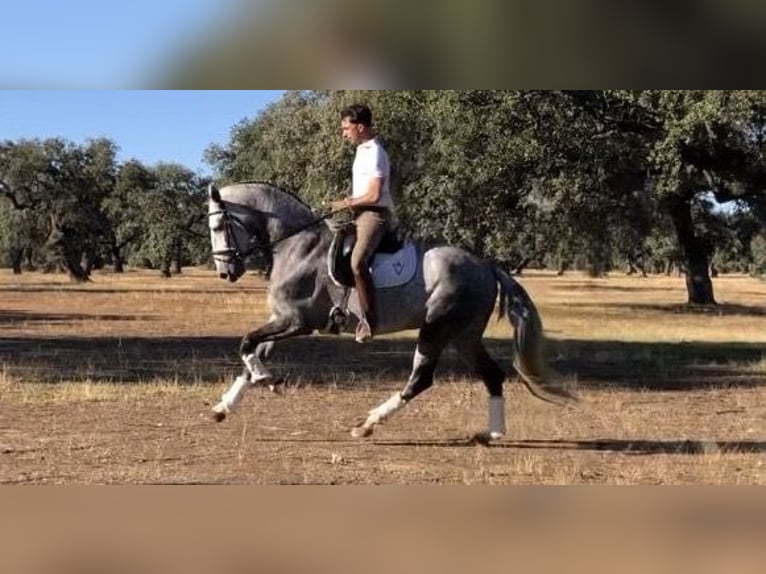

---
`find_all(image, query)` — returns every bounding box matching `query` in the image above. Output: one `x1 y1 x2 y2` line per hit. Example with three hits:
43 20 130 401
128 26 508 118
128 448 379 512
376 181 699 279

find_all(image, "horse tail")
494 267 579 406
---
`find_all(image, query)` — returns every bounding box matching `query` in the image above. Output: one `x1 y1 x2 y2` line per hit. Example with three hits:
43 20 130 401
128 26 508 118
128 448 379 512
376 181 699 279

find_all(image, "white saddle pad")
370 241 418 288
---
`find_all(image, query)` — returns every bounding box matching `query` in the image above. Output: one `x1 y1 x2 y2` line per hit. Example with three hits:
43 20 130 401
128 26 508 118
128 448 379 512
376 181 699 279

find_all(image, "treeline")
206 90 766 304
0 138 210 280
3 91 766 305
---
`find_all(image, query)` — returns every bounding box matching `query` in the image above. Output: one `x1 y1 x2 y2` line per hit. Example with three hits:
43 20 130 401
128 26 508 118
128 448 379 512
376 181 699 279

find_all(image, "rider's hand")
331 198 351 212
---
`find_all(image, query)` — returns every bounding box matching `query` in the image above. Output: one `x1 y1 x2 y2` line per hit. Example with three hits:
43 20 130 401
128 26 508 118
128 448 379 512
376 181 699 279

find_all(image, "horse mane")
234 180 317 214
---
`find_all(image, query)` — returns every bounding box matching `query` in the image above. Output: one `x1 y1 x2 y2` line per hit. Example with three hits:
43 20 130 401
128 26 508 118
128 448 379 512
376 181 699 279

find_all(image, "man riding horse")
331 103 395 343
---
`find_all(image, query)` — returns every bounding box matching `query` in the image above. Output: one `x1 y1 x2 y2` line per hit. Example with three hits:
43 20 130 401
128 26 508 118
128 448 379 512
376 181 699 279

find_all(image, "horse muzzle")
220 267 244 282
214 259 245 283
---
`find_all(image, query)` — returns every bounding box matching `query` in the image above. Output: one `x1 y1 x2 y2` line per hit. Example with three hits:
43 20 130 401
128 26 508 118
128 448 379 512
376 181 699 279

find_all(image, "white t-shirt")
352 137 395 215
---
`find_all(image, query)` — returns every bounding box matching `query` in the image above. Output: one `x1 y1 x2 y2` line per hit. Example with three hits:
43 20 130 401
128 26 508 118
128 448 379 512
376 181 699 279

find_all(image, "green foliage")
126 163 209 276
0 137 118 280
205 90 766 302
1 139 210 279
750 233 766 276
207 90 662 274
709 208 760 273
3 91 766 300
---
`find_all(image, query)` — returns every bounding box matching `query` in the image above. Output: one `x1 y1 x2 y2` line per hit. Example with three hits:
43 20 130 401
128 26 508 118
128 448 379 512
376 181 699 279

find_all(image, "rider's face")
341 118 364 144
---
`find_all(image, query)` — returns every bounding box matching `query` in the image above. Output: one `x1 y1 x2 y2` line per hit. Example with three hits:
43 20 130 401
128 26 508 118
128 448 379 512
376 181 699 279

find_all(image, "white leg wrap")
215 374 250 413
243 353 273 383
366 392 406 427
489 396 506 439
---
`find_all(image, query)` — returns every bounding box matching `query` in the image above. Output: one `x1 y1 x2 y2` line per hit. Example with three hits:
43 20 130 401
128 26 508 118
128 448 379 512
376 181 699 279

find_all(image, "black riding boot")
353 272 375 343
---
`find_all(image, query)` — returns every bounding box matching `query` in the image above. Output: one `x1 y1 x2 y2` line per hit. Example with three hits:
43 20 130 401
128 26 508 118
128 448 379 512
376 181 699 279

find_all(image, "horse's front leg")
211 317 310 422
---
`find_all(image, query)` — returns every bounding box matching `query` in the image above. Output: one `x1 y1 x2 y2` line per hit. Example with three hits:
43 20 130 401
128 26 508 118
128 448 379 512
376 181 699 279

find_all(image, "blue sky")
0 91 284 175
2 3 286 175
2 0 247 87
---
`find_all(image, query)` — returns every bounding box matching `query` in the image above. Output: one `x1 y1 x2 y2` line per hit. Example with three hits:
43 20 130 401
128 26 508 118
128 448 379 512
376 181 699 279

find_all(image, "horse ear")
209 183 222 203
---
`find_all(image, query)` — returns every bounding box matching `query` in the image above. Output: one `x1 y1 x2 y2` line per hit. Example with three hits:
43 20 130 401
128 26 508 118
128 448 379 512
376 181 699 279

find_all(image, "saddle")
328 227 418 289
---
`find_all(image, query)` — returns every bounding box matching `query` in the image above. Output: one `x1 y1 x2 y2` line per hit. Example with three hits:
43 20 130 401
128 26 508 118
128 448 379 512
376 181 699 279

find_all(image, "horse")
207 181 577 439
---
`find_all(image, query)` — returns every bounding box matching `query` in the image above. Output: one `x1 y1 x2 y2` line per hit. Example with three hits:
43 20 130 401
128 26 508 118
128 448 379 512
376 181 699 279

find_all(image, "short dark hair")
340 104 372 127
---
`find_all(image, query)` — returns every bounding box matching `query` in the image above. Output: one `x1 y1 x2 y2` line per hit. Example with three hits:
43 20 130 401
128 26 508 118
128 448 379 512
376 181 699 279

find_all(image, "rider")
331 103 396 343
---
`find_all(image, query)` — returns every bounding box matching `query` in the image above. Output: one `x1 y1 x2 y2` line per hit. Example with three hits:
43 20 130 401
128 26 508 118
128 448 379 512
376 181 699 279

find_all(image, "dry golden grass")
521 272 766 343
0 267 763 484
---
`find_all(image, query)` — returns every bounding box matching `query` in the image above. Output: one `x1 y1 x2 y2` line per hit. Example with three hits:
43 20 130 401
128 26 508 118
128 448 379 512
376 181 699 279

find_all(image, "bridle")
208 208 259 265
208 203 338 265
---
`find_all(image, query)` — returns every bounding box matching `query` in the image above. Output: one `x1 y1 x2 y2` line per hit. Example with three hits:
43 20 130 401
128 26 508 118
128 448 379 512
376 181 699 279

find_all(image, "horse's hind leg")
453 335 507 439
351 321 449 438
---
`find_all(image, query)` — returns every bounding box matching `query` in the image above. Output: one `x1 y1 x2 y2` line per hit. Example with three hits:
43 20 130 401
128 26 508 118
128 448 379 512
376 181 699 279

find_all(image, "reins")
209 206 342 262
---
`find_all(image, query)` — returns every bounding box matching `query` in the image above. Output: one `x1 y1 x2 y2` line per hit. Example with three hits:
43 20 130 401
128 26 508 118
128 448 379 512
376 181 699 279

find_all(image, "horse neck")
230 183 318 245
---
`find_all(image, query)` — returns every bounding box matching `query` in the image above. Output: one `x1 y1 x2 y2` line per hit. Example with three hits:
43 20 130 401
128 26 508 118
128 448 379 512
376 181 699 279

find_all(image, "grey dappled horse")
207 182 576 439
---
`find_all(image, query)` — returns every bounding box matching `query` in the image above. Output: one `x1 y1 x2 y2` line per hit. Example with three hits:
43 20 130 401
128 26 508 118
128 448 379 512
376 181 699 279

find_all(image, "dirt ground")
0 268 763 484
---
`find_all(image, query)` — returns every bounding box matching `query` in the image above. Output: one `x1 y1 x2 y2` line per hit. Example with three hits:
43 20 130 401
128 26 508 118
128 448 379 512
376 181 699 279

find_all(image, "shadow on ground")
373 437 766 455
1 331 764 391
550 282 681 293
562 301 766 317
547 338 766 390
0 286 266 295
0 310 156 324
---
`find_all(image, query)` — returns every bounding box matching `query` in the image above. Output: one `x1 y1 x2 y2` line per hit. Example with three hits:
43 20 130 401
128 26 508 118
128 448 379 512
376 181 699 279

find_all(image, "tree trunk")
11 249 23 274
24 250 33 271
65 259 90 282
112 245 124 273
626 253 647 277
513 255 535 275
63 243 90 283
172 241 183 274
683 259 715 304
160 256 172 278
81 251 95 276
47 218 89 282
667 197 716 305
586 255 606 277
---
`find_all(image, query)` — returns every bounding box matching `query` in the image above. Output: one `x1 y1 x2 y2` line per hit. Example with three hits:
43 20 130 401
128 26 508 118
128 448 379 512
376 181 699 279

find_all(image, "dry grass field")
0 267 763 484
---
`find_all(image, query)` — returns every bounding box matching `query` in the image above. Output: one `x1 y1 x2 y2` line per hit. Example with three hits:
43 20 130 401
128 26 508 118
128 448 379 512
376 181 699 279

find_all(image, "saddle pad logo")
371 242 418 289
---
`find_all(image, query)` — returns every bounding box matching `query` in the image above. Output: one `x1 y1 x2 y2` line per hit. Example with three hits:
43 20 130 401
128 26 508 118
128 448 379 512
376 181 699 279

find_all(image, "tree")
131 163 208 277
103 160 154 272
711 208 760 273
558 91 766 302
0 201 45 273
0 137 118 281
751 233 766 276
206 90 766 299
637 91 766 303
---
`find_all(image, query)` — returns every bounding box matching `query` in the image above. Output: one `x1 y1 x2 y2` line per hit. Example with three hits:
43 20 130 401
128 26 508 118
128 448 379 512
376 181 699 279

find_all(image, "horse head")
207 183 250 282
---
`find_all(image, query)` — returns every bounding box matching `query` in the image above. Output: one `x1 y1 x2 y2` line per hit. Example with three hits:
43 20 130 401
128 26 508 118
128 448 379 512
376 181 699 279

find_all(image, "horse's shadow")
1 332 765 390
373 437 766 455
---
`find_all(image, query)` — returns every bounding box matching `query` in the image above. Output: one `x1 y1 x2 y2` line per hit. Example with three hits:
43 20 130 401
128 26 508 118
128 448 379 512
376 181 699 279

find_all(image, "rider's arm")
345 177 382 208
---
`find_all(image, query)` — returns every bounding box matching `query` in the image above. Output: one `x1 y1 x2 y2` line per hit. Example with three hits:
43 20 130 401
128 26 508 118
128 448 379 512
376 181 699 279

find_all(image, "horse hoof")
211 410 227 423
351 425 373 438
469 432 493 446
